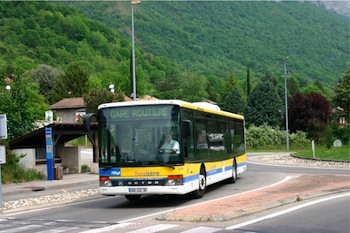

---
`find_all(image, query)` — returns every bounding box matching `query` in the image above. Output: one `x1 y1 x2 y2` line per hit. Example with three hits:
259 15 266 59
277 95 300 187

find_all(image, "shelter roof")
8 123 96 149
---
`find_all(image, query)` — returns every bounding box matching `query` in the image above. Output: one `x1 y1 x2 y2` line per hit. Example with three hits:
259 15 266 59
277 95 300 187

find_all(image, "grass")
294 144 350 161
2 163 45 183
248 144 350 161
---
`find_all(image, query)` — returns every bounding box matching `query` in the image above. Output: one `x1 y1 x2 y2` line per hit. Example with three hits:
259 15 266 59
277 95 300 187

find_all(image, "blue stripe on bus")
237 162 247 168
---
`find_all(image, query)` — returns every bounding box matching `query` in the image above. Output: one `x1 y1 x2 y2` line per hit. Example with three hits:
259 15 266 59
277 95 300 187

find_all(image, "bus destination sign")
110 107 170 120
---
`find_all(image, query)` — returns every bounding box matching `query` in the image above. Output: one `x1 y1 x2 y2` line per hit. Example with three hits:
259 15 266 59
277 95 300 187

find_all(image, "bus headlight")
100 176 113 187
166 175 183 186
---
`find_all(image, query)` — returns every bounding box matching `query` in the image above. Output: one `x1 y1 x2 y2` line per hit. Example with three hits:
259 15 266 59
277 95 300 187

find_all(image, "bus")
84 100 247 201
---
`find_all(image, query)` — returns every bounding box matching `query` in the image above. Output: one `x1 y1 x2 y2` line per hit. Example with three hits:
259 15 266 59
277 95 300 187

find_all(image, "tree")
223 71 239 97
177 72 208 102
24 64 63 104
288 92 332 142
244 81 283 127
222 87 245 114
333 64 350 119
51 62 90 103
83 87 125 113
246 66 251 97
0 74 48 139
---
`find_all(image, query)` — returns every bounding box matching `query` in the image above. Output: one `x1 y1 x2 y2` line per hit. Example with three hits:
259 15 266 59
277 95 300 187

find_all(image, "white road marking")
226 192 350 230
82 223 135 233
126 224 178 233
0 224 42 233
181 226 221 233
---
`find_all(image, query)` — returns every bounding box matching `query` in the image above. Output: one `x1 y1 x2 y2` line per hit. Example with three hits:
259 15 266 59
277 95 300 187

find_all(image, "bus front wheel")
191 166 206 199
125 195 141 201
227 159 237 184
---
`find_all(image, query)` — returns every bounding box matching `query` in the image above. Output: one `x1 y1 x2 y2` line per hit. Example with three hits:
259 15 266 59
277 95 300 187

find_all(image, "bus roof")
98 100 244 120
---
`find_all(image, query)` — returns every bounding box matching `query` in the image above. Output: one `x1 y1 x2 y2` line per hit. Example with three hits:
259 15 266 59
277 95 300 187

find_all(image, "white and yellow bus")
85 100 247 201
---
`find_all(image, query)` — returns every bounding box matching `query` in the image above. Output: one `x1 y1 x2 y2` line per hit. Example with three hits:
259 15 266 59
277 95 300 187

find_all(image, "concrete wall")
13 146 98 176
16 148 36 170
59 146 81 173
14 148 62 178
56 109 76 123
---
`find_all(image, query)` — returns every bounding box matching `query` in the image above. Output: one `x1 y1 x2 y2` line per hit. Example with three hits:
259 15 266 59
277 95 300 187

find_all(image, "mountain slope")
66 1 349 86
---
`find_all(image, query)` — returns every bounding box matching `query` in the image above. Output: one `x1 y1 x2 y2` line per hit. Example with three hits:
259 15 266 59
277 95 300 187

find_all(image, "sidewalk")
1 173 99 202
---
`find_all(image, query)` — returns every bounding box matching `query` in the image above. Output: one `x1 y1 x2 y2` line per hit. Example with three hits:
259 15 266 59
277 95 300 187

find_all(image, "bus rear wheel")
191 166 206 199
125 195 141 201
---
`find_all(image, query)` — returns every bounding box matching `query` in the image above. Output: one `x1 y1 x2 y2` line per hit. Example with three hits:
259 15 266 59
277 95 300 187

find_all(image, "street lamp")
283 57 289 151
109 84 115 93
131 0 141 101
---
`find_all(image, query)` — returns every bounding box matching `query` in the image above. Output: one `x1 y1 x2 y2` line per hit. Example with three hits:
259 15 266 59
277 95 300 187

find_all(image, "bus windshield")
98 104 182 167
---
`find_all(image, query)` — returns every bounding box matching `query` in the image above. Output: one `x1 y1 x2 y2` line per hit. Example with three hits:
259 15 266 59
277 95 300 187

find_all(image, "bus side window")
182 120 194 158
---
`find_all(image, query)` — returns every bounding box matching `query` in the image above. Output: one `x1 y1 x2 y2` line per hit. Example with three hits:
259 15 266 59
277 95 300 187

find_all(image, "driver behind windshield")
159 133 180 154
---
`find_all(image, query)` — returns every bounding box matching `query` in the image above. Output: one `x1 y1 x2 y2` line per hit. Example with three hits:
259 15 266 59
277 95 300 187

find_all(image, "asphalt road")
1 161 349 233
228 193 350 233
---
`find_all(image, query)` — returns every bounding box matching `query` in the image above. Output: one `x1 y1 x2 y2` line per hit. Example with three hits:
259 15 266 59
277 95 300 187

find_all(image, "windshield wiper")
156 163 175 169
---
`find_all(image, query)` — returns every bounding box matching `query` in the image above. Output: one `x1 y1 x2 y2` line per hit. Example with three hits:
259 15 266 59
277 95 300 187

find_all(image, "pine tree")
244 81 283 127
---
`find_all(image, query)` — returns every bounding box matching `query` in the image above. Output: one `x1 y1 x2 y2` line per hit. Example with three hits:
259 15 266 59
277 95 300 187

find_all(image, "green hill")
66 1 349 86
0 1 175 97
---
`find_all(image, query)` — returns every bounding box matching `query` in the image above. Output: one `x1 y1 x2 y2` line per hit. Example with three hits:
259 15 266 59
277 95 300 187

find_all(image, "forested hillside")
66 1 349 86
0 1 177 97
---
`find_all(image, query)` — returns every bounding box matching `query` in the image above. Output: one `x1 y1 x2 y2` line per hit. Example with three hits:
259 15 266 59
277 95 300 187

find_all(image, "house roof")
49 97 86 110
49 95 158 110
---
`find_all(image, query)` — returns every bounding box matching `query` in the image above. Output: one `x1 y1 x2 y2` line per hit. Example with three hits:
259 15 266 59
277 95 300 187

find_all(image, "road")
1 157 349 233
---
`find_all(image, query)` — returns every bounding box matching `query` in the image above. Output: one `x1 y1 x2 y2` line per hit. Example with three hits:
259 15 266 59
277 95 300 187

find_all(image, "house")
49 97 86 123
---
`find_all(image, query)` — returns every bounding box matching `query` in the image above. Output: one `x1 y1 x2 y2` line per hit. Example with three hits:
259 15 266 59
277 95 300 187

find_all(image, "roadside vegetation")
293 145 350 161
1 147 45 184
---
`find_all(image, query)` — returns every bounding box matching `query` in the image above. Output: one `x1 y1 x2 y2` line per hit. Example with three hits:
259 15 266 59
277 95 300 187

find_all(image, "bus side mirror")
181 120 191 138
83 113 96 132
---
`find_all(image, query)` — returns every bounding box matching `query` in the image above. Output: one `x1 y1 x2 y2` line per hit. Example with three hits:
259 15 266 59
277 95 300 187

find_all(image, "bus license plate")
129 188 147 193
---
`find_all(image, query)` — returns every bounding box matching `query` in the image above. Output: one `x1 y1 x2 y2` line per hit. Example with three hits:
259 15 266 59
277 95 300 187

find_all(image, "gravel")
248 153 350 168
2 189 99 211
2 153 349 211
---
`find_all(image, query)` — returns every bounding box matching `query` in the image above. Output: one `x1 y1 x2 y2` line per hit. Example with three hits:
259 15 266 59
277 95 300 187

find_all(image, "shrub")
246 124 310 149
1 146 44 184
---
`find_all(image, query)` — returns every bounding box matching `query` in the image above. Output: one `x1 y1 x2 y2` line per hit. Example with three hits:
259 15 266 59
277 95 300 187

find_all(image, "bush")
1 146 45 184
246 124 310 149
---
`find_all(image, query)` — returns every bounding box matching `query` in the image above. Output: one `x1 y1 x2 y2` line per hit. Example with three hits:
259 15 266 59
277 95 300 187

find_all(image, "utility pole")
283 57 290 151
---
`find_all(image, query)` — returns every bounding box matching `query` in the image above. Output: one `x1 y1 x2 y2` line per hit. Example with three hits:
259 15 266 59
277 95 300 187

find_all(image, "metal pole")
0 164 2 208
131 3 136 101
284 57 289 151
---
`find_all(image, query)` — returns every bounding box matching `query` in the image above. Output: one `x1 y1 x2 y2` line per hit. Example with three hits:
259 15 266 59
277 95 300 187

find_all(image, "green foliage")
0 72 48 139
246 124 309 149
51 62 90 102
24 64 63 104
289 131 309 147
222 87 245 114
325 126 333 149
295 144 350 161
244 81 283 127
332 64 350 116
80 164 90 173
69 1 349 86
83 87 125 113
1 147 44 184
176 72 208 102
0 1 178 101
